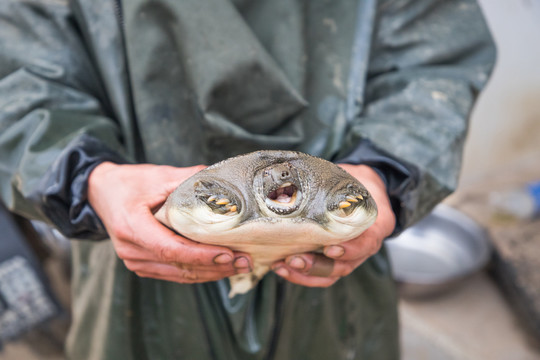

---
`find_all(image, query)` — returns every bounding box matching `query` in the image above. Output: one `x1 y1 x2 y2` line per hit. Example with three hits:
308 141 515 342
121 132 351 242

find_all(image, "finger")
309 254 334 276
160 164 206 183
285 253 335 276
285 253 368 278
119 211 236 267
322 230 383 262
124 260 241 283
232 254 253 271
272 264 340 287
154 165 207 204
115 241 251 271
285 253 335 277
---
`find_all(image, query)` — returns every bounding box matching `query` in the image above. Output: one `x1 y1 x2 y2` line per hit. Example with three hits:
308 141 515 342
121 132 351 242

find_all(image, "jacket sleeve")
337 0 496 233
0 1 129 239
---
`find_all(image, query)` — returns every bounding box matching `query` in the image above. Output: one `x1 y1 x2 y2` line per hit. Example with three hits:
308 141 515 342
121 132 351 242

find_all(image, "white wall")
460 0 540 185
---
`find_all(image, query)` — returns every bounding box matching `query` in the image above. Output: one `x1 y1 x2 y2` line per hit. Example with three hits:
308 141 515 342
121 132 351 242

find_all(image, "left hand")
271 164 396 287
88 162 252 284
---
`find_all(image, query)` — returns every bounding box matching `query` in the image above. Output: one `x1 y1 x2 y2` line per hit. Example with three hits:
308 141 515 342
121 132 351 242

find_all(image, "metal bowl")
385 204 492 298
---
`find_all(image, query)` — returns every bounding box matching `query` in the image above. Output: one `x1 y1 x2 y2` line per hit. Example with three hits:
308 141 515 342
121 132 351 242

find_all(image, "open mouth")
267 182 297 204
265 182 301 215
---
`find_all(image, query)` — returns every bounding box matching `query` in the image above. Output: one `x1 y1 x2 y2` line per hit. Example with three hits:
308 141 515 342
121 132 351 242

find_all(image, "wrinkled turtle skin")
155 150 377 297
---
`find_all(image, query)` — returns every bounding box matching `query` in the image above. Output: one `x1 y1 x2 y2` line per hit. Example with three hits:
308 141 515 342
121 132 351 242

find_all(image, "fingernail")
324 245 345 258
288 256 305 270
274 267 289 277
214 253 233 264
233 256 249 269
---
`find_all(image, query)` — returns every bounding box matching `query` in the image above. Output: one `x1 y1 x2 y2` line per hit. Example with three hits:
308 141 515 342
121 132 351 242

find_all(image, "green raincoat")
0 0 495 359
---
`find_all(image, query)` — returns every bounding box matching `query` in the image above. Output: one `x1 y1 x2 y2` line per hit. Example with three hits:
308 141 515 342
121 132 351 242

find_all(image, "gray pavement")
400 272 540 360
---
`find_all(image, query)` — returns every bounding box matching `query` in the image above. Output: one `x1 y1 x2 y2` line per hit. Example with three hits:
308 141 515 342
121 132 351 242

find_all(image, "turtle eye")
194 181 241 216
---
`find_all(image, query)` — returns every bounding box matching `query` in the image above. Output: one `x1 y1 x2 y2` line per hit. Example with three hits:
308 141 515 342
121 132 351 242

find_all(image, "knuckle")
179 270 199 282
342 263 355 276
123 260 137 272
115 245 132 260
160 244 207 266
181 247 209 266
364 240 381 258
370 241 382 256
176 262 194 271
110 223 133 241
158 246 177 263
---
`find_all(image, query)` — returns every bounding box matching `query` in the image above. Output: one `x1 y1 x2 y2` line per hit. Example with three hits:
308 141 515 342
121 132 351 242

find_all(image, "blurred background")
1 1 540 359
398 1 540 358
461 0 540 183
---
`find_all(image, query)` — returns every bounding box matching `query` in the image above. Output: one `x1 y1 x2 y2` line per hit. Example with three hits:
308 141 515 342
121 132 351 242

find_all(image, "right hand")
88 162 252 283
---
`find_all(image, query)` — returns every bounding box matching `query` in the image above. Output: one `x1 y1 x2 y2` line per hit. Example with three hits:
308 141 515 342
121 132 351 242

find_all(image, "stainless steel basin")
385 204 492 298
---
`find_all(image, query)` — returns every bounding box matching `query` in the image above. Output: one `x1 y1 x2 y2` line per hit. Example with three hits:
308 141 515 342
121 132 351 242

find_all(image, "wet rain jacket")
0 0 495 359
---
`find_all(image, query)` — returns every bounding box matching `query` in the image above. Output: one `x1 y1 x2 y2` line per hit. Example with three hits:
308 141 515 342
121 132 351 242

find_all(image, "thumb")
161 165 207 193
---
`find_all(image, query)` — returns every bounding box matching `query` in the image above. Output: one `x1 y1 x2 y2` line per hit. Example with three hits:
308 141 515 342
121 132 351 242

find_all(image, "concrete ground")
400 271 540 360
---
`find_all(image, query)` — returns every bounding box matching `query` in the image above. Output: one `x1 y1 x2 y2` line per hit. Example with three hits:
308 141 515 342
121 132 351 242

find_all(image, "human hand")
271 164 396 287
88 162 252 283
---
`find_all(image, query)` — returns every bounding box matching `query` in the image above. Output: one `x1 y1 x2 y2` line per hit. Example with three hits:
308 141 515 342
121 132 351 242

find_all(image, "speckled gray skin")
155 150 377 297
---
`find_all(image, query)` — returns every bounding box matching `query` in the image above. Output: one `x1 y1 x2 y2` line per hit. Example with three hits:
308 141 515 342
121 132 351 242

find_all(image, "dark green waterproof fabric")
0 0 495 359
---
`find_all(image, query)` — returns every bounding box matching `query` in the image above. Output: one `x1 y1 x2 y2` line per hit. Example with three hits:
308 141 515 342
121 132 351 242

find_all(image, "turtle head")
257 162 305 216
251 156 377 235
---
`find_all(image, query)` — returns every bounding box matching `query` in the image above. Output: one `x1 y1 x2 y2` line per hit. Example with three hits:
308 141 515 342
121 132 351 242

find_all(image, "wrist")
88 161 121 211
89 161 118 186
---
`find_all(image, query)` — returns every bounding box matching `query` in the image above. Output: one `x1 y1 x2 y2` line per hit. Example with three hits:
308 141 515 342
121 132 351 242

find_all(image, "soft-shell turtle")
155 150 377 297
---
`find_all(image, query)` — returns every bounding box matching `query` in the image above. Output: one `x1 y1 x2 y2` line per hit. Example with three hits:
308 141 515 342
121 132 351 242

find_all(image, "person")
0 0 495 359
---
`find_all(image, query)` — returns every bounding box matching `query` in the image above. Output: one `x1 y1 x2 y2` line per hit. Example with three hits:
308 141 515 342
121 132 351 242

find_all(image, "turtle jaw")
264 182 303 215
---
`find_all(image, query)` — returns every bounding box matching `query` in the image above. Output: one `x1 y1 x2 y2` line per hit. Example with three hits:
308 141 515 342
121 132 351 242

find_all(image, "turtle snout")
264 163 294 183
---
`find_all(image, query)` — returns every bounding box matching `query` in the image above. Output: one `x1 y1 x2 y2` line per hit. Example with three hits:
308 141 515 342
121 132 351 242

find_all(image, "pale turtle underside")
155 150 377 297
